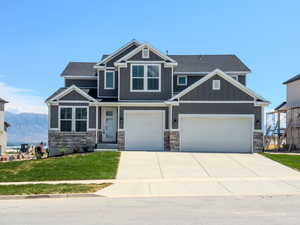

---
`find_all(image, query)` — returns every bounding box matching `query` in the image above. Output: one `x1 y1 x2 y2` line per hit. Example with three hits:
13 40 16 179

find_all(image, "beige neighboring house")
0 98 10 155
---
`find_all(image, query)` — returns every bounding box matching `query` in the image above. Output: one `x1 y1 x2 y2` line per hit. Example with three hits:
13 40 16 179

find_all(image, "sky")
0 0 300 114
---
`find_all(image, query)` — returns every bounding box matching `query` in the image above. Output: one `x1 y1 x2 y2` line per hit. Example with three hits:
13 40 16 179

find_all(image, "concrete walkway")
96 152 300 197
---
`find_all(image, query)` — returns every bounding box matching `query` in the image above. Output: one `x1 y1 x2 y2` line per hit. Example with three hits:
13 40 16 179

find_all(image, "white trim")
98 96 118 98
63 76 97 80
179 100 255 104
115 43 177 65
173 71 249 75
212 80 221 90
104 71 115 90
170 69 268 103
130 64 161 92
56 101 91 104
142 47 150 59
94 40 141 66
231 75 239 81
178 114 254 153
177 75 187 86
47 85 97 103
101 107 118 142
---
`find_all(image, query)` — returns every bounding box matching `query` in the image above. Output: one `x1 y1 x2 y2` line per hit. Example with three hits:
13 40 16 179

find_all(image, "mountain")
5 112 48 145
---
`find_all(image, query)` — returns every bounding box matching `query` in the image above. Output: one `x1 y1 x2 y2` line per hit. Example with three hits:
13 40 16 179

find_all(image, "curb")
0 193 104 200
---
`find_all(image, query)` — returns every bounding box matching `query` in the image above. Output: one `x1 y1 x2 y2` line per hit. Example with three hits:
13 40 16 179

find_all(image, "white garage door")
180 115 253 153
124 111 164 151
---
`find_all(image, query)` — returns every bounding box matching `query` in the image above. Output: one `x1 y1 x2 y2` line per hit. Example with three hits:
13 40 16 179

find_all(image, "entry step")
95 143 118 151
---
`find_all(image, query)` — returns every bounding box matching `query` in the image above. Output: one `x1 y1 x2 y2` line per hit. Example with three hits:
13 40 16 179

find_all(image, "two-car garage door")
180 115 253 153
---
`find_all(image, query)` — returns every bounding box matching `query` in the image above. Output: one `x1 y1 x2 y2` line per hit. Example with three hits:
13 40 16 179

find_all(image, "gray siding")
98 107 101 129
106 44 138 67
98 70 118 97
238 76 246 85
58 103 89 106
119 107 169 129
50 105 58 128
173 75 203 93
65 79 97 88
181 75 253 101
59 91 89 101
89 106 96 129
128 49 164 61
119 63 172 100
172 103 261 129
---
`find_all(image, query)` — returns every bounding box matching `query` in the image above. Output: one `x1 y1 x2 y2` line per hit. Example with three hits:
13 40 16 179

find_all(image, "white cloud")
0 82 47 114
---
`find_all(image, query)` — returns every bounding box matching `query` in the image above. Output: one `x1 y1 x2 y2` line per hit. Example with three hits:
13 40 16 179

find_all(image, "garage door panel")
180 116 252 153
125 111 164 151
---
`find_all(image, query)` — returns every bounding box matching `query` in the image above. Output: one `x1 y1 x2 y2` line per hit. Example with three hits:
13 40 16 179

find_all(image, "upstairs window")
142 48 149 58
131 64 160 92
105 71 115 89
177 75 187 86
212 80 221 90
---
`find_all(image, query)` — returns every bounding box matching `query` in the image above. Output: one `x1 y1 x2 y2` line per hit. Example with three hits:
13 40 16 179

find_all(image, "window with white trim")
105 71 115 89
212 80 221 90
177 75 187 86
142 48 149 58
231 75 238 81
131 64 160 91
60 107 88 132
60 107 72 132
75 108 87 132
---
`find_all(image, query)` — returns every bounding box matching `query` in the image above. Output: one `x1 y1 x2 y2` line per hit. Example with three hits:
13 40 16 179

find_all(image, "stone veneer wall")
253 131 263 152
48 130 96 156
169 131 180 152
164 131 170 151
117 130 125 150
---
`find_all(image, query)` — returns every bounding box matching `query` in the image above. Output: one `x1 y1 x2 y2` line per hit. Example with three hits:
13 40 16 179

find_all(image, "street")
1 195 299 225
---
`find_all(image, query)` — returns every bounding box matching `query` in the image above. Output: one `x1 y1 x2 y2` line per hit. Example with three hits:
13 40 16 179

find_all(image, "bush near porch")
0 152 120 182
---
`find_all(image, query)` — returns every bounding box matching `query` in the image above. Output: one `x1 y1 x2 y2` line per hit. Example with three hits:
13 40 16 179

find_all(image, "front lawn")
0 183 110 195
261 153 300 171
0 152 120 182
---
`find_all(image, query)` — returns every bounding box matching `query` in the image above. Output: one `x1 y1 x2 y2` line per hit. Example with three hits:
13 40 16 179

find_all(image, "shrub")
73 146 81 154
59 148 66 156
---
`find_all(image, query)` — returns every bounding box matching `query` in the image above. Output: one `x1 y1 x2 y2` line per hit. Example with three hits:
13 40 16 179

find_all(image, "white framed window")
59 107 88 132
60 107 72 132
231 75 238 81
104 71 115 89
212 80 221 90
142 48 149 58
177 75 187 86
131 64 161 92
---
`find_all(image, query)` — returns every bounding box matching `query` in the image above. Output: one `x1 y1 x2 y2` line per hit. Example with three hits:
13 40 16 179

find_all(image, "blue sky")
0 0 299 113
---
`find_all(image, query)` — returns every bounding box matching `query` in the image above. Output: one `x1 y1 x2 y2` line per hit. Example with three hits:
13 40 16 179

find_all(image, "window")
177 75 187 86
231 75 238 81
75 108 87 132
212 80 221 90
105 71 115 89
60 107 88 132
131 64 160 91
142 48 149 58
60 107 72 132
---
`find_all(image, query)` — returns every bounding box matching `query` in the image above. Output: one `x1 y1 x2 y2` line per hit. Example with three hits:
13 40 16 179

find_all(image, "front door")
102 108 117 142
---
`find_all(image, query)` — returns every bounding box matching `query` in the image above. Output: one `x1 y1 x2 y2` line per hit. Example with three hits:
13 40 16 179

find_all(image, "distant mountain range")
5 112 48 145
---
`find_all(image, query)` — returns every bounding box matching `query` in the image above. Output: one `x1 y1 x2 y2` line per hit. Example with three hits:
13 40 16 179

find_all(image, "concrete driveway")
97 152 300 197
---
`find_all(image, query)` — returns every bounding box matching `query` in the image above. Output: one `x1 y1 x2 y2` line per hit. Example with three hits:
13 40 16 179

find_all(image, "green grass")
0 183 111 195
261 153 300 171
0 152 120 182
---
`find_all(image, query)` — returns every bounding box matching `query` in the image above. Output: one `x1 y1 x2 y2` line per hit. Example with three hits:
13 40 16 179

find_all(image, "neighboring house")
278 74 300 148
0 98 9 155
46 40 269 156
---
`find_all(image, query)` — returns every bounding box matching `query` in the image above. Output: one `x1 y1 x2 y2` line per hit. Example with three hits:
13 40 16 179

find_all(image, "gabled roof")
115 43 177 65
283 74 300 84
170 69 268 103
169 55 251 73
45 85 97 103
95 39 141 66
0 98 8 103
274 101 287 111
60 62 97 77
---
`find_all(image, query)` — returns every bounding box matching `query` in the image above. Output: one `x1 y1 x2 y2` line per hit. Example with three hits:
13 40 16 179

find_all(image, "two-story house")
46 40 269 156
0 98 9 155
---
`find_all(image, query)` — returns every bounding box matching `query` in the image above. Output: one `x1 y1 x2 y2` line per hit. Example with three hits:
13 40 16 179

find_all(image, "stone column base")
170 130 180 152
117 130 125 150
253 131 263 152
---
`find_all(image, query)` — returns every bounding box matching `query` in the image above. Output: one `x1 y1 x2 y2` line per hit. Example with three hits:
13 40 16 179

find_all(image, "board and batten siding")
180 75 253 101
65 79 97 88
128 49 165 61
59 91 90 101
98 70 118 97
172 103 262 130
119 107 169 129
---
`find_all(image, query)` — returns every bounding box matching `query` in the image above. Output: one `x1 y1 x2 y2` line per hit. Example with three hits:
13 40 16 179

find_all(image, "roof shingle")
60 62 97 77
283 74 300 84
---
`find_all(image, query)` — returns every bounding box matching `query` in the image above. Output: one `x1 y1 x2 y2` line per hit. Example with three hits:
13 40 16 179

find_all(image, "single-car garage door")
180 115 253 153
124 111 164 151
